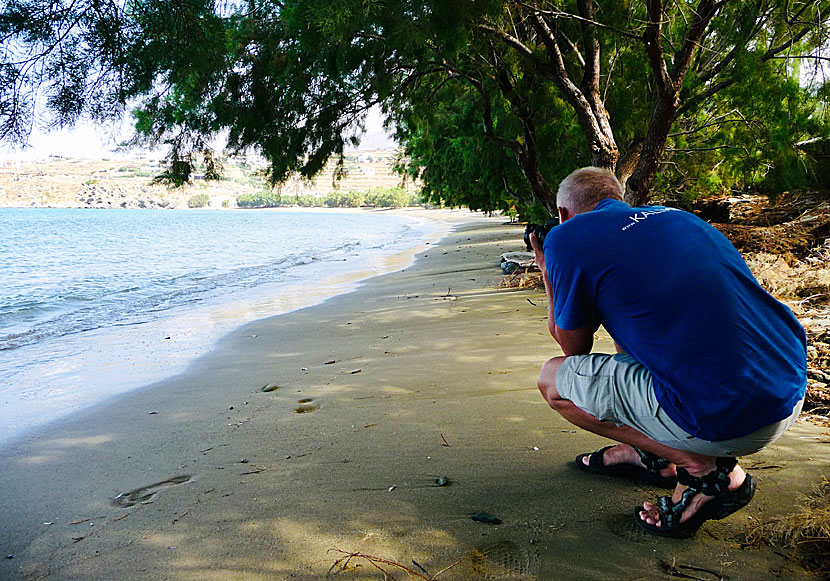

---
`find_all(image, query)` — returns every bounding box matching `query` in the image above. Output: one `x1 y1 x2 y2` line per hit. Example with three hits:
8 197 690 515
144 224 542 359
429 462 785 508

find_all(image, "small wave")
0 241 367 351
58 295 96 302
0 302 49 318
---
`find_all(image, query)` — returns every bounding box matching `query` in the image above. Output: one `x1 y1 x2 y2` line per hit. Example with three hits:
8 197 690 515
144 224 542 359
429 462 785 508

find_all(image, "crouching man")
531 167 806 538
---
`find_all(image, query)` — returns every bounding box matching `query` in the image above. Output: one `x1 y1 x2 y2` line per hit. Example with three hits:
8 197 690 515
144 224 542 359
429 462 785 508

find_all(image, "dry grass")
498 270 543 290
744 251 830 305
746 479 830 573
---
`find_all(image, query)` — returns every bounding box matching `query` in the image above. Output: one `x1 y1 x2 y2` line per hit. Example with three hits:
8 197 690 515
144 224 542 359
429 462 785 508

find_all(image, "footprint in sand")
112 475 191 507
294 398 319 414
605 513 654 543
469 540 536 579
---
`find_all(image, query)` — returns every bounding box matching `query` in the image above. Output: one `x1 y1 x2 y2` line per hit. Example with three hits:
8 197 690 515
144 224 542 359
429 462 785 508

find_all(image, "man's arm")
531 233 595 356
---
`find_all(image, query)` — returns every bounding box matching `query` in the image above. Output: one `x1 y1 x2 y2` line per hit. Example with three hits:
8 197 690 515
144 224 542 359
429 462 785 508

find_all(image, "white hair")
557 167 624 214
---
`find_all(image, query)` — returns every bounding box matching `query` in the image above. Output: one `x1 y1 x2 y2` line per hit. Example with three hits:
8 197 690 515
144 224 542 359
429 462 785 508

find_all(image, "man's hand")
529 232 545 274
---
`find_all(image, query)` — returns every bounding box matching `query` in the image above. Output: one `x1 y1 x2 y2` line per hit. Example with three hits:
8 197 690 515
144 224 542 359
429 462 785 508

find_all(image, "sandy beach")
1 216 827 580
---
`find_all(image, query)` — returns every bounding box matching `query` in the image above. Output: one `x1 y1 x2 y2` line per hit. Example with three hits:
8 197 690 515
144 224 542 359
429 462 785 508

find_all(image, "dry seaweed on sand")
327 548 462 579
743 251 830 305
702 192 830 258
745 478 830 574
498 271 544 290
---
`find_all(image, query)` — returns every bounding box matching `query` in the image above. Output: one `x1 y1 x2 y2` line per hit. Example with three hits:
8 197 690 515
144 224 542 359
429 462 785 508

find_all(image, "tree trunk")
515 151 557 214
624 97 677 206
524 7 619 171
624 0 720 206
615 137 644 188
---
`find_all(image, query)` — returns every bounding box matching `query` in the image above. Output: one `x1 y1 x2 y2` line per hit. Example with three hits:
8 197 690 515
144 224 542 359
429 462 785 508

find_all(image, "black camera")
523 220 557 251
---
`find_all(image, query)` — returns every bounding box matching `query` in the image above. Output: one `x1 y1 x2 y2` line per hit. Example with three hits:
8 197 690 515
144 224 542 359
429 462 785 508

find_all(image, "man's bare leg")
538 356 747 528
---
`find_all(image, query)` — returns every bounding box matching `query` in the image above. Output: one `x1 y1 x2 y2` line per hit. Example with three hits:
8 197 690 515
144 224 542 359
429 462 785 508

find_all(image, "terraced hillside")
0 150 414 209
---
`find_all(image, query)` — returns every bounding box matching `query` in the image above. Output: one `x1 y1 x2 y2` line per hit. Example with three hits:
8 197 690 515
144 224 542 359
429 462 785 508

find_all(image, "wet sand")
0 218 827 580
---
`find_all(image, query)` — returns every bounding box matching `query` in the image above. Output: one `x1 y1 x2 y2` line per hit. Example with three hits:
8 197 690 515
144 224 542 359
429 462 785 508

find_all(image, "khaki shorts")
555 353 803 456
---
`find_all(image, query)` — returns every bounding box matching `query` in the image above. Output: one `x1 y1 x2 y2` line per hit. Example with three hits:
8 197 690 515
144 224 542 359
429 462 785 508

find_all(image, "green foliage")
391 49 585 220
364 186 412 208
187 193 210 208
235 187 419 209
236 190 282 208
221 199 230 208
324 190 365 207
293 194 320 207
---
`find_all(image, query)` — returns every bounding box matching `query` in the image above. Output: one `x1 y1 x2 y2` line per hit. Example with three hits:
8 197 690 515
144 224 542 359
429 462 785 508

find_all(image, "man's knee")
538 356 568 407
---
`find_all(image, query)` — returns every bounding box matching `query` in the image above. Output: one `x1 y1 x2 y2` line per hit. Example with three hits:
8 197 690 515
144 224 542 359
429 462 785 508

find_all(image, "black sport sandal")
633 457 756 538
575 445 677 489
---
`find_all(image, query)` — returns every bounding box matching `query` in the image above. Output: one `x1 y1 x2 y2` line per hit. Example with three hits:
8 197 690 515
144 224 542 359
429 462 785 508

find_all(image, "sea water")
0 207 443 444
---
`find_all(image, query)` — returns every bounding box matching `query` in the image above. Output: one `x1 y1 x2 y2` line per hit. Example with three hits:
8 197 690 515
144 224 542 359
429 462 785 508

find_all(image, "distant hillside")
0 150 415 209
280 150 418 197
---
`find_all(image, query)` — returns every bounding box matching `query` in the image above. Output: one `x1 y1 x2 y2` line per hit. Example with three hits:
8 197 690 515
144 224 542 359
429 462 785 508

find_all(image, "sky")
0 105 397 161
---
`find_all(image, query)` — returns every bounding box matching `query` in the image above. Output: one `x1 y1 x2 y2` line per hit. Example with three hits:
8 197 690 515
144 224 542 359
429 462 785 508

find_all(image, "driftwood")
695 193 830 258
715 214 830 258
500 251 537 274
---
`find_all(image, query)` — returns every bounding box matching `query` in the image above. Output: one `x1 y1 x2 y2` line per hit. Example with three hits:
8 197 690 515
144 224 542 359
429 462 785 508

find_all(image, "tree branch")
644 0 672 97
668 109 749 137
525 11 584 107
697 43 738 84
696 2 776 83
443 65 522 153
577 0 601 101
603 44 620 104
764 26 813 59
478 24 533 59
787 0 817 25
670 0 719 86
667 144 746 152
677 17 819 118
770 54 830 61
512 1 641 40
554 29 585 68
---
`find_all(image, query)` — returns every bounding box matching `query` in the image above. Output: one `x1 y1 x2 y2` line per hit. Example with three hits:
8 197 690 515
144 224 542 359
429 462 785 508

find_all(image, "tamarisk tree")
407 0 830 209
1 1 828 214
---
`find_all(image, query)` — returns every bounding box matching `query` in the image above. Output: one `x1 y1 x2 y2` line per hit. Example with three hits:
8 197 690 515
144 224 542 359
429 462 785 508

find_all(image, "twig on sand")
794 293 826 305
440 434 451 447
327 548 462 580
412 559 431 577
239 465 271 475
660 558 725 580
199 443 230 454
67 517 105 525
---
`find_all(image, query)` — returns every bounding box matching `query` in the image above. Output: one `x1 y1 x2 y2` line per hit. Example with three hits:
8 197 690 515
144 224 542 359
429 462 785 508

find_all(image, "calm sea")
0 207 443 444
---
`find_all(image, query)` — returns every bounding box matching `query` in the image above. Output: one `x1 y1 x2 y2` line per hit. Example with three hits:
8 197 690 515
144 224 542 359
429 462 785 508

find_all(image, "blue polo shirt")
544 198 806 441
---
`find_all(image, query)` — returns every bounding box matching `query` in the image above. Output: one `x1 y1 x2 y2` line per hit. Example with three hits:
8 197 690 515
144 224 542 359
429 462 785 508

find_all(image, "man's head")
556 167 624 222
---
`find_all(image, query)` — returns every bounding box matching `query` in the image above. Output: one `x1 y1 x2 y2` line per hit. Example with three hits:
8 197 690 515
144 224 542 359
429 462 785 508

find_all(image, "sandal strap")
587 445 615 470
633 447 670 473
676 457 738 497
656 487 699 529
649 458 742 531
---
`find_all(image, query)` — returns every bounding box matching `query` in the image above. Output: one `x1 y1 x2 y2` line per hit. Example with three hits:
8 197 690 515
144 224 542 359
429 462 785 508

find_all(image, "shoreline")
0 207 486 446
1 219 826 580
